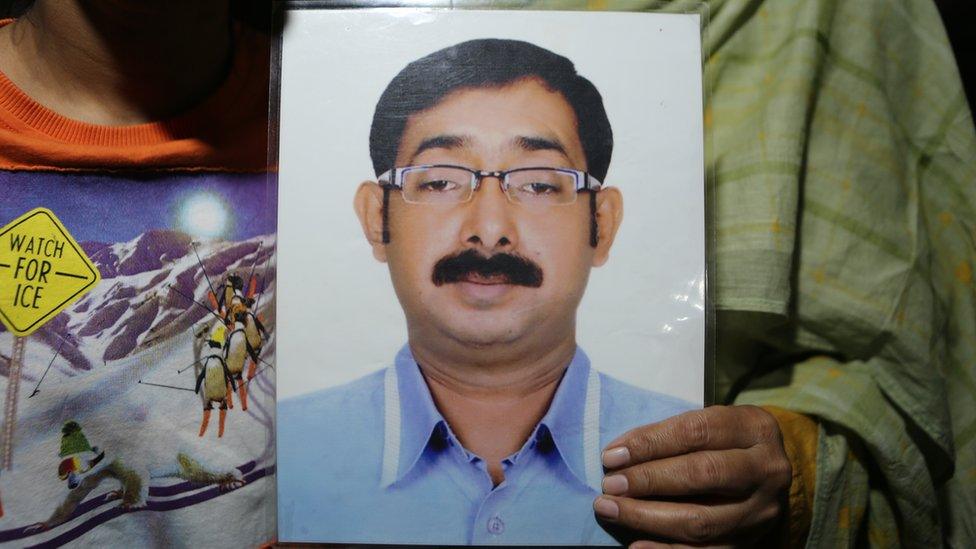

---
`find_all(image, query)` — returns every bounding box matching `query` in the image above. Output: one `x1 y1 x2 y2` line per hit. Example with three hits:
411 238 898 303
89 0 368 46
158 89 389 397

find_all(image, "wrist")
762 405 818 547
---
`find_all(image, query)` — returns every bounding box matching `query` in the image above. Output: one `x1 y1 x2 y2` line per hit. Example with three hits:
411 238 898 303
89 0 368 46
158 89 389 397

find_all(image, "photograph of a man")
278 36 697 545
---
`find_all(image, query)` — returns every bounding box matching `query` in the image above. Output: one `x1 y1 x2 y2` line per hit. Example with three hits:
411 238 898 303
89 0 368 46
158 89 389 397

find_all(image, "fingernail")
593 497 619 520
602 474 628 495
602 446 630 468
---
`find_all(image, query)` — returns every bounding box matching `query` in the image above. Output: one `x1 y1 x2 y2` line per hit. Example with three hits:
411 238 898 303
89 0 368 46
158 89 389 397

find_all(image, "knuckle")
758 442 791 482
630 464 658 494
625 427 655 458
758 501 783 525
770 456 793 487
683 411 711 449
682 506 716 542
775 448 792 473
695 452 725 487
750 407 779 442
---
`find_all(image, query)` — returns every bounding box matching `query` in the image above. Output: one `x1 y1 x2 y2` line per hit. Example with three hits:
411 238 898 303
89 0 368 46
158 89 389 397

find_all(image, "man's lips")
455 277 517 304
458 273 512 285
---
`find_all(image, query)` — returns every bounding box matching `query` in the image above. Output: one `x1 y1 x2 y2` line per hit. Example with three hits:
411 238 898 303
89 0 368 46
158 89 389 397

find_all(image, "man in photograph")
278 38 695 545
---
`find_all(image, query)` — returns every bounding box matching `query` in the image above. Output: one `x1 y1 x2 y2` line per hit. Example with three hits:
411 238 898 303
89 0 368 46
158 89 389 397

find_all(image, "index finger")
601 406 774 468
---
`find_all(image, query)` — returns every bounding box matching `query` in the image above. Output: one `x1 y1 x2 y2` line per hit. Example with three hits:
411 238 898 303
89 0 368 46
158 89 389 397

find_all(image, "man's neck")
410 334 578 486
0 0 232 125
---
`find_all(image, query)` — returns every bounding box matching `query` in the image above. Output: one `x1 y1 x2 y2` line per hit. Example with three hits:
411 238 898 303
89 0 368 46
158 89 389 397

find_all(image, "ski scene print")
0 172 277 546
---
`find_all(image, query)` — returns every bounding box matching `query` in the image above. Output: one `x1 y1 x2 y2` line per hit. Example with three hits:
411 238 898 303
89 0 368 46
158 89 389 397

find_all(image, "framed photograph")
274 3 707 545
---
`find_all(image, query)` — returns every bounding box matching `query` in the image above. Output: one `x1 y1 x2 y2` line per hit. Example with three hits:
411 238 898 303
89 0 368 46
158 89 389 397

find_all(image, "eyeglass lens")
401 166 578 205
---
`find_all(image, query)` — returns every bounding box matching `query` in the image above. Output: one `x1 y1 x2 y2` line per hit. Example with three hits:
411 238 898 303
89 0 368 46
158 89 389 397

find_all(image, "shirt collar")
388 345 446 486
381 344 602 492
536 346 600 490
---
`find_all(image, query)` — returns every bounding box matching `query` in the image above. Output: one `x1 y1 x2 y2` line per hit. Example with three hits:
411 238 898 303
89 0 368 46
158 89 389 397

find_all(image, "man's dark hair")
369 39 614 181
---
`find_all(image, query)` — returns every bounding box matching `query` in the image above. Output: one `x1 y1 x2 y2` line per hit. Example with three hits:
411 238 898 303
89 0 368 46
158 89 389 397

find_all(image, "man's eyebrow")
412 134 469 160
514 135 568 157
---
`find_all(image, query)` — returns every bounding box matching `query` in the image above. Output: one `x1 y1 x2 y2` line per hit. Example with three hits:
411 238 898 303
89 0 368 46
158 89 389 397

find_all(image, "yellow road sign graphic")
0 208 101 337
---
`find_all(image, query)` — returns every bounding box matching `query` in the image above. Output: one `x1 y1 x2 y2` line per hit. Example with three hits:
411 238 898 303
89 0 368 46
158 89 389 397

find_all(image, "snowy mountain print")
0 172 277 546
2 230 276 374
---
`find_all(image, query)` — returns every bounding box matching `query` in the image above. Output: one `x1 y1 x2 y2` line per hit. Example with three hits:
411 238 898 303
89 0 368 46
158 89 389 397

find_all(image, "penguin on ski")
212 272 244 319
223 318 251 410
195 324 236 437
238 298 268 381
228 293 248 326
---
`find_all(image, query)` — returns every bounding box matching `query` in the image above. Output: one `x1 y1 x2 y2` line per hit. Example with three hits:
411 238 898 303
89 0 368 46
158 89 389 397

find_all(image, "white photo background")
277 9 705 404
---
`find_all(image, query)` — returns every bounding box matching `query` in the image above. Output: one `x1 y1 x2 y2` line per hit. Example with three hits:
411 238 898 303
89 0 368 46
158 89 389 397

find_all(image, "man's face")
357 77 622 351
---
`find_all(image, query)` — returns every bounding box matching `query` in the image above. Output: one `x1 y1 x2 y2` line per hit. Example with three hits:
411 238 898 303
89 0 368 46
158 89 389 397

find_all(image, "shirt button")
486 516 505 535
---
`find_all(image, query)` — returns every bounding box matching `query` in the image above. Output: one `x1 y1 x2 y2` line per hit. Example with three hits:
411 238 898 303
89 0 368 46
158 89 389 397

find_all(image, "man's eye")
520 182 559 194
418 180 459 192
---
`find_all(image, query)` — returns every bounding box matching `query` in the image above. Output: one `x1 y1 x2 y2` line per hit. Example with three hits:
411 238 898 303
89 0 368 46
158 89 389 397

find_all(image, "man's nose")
459 176 518 251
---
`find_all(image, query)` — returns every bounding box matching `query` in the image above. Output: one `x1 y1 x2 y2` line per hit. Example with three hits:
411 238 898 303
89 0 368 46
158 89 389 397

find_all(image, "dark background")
937 0 975 108
0 0 973 113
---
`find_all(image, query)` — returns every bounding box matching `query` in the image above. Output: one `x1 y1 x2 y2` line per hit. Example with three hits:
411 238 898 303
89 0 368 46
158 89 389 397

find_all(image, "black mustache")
432 249 543 288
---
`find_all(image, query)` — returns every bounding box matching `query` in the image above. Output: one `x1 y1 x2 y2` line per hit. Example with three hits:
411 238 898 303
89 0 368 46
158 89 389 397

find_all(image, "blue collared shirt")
278 345 694 545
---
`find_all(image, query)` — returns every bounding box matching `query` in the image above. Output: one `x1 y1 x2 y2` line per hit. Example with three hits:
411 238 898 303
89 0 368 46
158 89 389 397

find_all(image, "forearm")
737 358 949 547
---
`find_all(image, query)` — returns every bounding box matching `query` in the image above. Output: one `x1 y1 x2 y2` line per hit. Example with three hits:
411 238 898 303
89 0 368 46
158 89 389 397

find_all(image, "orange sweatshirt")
0 19 269 172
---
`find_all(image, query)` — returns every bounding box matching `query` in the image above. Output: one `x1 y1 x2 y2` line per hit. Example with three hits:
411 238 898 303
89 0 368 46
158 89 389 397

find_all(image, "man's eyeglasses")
378 165 602 206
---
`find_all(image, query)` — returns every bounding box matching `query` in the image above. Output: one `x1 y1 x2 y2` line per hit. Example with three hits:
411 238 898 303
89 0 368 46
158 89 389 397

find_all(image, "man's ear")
592 187 623 267
353 181 388 263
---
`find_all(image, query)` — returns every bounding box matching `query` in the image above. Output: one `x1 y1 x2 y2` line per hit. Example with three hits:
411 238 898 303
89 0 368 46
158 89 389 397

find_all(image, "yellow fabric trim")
763 405 818 547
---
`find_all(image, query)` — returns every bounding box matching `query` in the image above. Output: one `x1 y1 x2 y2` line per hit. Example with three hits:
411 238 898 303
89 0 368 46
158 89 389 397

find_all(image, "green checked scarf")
507 0 976 545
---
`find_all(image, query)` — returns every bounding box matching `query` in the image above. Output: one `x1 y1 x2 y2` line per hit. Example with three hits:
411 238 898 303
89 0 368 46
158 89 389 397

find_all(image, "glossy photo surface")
275 8 705 545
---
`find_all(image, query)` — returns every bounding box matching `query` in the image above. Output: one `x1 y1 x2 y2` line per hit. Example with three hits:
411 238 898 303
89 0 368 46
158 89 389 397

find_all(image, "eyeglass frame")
377 164 603 205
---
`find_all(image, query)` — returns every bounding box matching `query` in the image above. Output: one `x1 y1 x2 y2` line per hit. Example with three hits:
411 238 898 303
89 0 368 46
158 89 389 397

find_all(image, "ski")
0 461 273 545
